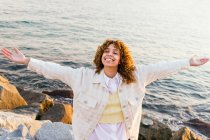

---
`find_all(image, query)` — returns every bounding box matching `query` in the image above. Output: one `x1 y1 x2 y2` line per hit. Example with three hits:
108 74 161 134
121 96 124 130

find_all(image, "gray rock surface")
1 124 32 140
35 122 74 140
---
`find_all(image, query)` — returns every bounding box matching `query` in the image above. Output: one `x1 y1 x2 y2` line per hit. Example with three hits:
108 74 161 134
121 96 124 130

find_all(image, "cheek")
116 56 121 63
101 54 105 61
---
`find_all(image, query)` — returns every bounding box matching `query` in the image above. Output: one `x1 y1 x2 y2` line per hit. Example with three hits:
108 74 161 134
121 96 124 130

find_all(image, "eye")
113 51 119 55
104 50 109 53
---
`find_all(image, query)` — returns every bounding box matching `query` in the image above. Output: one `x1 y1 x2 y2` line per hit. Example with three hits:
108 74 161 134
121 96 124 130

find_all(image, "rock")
41 102 73 124
35 122 74 140
184 118 210 138
142 117 153 126
0 76 27 109
42 89 74 99
170 127 202 140
139 115 172 140
16 87 54 118
1 124 33 140
11 104 40 119
0 128 10 137
0 111 50 137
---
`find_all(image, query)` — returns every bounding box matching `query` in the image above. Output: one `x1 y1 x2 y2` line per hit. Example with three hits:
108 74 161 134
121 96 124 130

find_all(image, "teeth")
105 58 114 61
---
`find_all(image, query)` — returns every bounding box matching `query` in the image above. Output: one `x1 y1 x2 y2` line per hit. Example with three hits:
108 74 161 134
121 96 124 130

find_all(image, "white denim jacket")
27 58 190 140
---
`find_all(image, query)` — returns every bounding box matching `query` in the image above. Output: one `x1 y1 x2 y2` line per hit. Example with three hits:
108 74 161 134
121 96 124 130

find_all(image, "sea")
0 0 210 138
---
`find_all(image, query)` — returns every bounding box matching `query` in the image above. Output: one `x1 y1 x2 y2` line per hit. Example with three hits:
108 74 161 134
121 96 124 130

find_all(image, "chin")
104 64 118 68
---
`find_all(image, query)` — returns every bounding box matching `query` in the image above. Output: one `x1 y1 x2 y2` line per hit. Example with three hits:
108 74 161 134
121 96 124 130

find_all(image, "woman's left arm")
139 56 209 86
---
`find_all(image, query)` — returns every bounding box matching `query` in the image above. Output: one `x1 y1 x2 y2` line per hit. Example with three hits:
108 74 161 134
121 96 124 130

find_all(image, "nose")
108 51 113 56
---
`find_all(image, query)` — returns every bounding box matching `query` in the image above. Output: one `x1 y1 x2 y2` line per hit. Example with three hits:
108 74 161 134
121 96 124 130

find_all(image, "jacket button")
135 97 139 101
84 100 87 104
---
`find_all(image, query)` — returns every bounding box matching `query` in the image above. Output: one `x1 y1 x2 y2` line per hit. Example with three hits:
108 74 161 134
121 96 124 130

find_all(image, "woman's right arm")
1 48 86 91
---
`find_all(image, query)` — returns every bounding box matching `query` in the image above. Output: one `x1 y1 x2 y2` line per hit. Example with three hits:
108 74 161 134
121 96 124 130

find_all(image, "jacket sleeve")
137 59 190 86
27 58 86 92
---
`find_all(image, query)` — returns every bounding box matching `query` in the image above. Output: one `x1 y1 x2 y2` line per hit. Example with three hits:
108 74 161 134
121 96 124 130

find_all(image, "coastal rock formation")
1 124 33 140
16 87 73 124
184 119 210 138
0 77 206 140
170 127 202 140
139 115 172 140
0 76 27 109
16 87 54 119
1 122 74 140
41 102 73 124
0 111 49 138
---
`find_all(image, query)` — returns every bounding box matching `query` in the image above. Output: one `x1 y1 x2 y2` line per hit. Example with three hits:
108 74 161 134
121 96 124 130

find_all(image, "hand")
1 48 30 65
189 56 209 66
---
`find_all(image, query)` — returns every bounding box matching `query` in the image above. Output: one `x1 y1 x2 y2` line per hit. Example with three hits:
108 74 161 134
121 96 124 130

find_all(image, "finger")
14 47 21 54
1 49 12 56
1 48 12 55
2 50 11 55
2 53 13 60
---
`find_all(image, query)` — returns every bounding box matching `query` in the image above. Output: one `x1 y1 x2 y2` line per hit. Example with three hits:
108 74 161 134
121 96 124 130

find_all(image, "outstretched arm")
1 48 30 65
1 48 87 95
138 56 209 86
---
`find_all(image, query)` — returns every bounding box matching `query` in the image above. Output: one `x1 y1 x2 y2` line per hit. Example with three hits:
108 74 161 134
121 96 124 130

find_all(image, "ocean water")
0 0 210 138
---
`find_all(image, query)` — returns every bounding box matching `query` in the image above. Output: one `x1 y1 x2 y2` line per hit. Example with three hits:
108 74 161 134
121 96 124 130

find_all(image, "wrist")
24 57 30 65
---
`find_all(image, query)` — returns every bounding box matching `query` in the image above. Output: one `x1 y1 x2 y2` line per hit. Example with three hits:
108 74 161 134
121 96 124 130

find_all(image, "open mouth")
104 57 114 61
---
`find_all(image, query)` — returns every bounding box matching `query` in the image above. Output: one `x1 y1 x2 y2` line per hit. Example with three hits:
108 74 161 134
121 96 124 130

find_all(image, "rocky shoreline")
0 76 209 140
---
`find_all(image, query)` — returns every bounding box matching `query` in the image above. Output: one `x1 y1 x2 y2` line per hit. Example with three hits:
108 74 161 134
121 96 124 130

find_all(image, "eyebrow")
105 48 119 51
113 49 120 52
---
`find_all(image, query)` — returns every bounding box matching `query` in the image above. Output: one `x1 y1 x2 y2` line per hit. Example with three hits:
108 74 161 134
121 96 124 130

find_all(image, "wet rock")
16 87 54 118
35 122 74 140
170 127 202 140
0 76 27 109
184 118 210 138
142 117 154 126
42 89 74 99
41 102 73 124
11 104 40 119
139 115 172 140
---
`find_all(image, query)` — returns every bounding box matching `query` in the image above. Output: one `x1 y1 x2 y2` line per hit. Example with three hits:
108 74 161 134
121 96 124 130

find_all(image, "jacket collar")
92 69 122 87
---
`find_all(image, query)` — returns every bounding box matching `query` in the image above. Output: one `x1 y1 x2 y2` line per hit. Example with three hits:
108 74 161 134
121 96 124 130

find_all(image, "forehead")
105 44 120 51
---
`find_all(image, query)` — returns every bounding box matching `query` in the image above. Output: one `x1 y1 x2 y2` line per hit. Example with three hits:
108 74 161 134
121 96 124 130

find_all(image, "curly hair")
93 39 136 84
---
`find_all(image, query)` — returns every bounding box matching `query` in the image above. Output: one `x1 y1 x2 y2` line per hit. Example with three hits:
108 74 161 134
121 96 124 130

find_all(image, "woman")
1 39 209 140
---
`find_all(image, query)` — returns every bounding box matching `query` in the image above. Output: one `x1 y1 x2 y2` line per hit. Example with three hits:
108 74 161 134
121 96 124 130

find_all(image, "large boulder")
170 127 202 140
0 76 27 109
35 122 74 140
41 102 73 124
16 87 54 119
139 115 172 140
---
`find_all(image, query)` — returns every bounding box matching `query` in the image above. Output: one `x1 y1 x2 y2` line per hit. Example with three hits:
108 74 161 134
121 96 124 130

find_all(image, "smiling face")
101 44 121 68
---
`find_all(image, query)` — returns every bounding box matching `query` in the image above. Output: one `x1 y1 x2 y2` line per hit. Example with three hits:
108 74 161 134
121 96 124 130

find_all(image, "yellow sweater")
99 92 124 123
